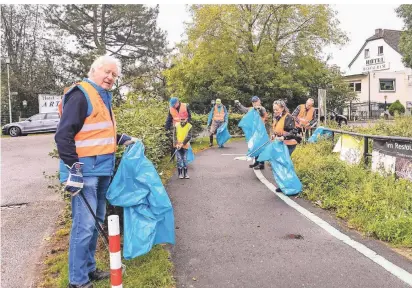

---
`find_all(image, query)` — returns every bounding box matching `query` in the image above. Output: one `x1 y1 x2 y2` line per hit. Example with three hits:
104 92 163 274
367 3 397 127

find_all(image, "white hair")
87 55 122 78
307 98 315 104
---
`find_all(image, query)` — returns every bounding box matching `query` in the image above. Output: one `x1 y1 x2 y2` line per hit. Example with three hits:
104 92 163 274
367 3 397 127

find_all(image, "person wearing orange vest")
235 96 268 170
207 98 228 147
173 118 192 179
292 98 317 131
165 97 192 158
272 99 302 192
165 97 192 130
55 55 137 288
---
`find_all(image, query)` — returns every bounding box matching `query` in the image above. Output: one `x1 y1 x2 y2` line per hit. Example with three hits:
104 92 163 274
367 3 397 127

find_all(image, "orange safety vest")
58 81 117 158
273 113 297 146
170 103 189 125
248 107 268 123
213 105 226 121
296 104 314 128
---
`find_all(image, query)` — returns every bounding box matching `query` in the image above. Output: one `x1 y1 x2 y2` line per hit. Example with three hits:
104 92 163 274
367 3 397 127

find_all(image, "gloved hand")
65 162 84 196
124 137 140 146
234 100 240 105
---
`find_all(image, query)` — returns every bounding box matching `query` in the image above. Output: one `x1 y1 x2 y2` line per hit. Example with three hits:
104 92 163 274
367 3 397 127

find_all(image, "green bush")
340 115 412 138
293 140 412 247
388 100 405 116
114 98 170 167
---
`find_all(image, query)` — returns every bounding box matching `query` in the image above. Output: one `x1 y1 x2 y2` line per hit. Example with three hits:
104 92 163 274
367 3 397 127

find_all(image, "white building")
343 29 412 119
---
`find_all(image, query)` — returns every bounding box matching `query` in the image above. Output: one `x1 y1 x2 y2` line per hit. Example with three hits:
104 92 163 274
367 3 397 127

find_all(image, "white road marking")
221 154 245 156
233 156 253 161
254 169 412 287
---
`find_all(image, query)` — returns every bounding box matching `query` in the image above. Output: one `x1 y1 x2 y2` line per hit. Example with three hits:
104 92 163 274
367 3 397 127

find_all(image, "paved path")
167 141 412 288
1 134 63 288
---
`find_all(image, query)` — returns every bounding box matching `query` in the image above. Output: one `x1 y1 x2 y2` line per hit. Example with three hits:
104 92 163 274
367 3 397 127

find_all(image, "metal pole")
7 62 12 123
364 136 369 166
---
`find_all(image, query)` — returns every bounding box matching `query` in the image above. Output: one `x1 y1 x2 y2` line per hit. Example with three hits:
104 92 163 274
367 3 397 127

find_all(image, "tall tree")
44 4 168 99
1 4 63 123
164 4 349 111
396 4 412 68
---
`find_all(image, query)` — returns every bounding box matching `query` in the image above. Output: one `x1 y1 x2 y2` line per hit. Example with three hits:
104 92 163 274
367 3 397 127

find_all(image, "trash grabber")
168 148 178 163
79 190 109 246
246 140 270 157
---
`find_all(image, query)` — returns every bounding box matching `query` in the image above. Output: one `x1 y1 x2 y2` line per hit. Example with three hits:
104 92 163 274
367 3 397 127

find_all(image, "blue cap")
251 96 260 102
169 97 178 107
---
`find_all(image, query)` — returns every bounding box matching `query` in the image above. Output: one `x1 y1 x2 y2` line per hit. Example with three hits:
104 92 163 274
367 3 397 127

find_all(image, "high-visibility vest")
273 113 297 146
170 103 189 125
213 105 225 121
248 106 268 123
175 122 192 149
296 104 314 128
58 81 117 157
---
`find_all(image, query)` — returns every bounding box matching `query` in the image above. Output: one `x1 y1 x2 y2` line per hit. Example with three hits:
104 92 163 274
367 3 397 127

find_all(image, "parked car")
2 112 60 137
315 108 348 126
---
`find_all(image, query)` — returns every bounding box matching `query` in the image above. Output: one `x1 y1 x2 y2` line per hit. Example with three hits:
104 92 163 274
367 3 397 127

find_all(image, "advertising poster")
38 94 61 113
372 139 412 182
333 135 363 165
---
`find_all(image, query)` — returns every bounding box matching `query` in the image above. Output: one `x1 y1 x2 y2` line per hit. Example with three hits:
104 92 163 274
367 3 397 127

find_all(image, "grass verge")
292 140 412 248
39 136 243 288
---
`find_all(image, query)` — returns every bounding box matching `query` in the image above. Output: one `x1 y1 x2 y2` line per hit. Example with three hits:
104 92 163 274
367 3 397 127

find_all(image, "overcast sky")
156 4 405 74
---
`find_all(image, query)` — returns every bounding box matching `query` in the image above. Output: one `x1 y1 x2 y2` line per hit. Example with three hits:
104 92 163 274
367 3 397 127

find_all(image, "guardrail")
323 128 412 166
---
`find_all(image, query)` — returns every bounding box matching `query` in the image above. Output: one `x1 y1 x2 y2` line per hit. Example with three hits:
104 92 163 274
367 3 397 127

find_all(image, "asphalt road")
167 141 412 288
1 134 63 288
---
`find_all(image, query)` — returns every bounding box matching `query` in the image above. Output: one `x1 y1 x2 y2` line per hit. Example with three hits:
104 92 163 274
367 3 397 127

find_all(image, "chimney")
375 28 383 36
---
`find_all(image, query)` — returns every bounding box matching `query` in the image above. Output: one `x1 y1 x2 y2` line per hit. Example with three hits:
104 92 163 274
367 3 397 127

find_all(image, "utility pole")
6 57 12 123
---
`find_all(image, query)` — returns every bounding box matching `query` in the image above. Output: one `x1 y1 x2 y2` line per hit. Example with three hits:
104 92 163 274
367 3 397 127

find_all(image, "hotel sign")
363 56 390 72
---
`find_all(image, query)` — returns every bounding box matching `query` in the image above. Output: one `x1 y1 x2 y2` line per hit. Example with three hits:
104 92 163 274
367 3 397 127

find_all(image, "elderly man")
207 98 228 147
56 55 137 288
292 98 317 133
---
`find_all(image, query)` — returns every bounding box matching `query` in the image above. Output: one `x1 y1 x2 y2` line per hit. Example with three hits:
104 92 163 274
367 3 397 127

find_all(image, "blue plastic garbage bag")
307 126 333 143
257 141 302 196
106 141 175 259
187 145 195 164
216 122 231 147
238 109 270 157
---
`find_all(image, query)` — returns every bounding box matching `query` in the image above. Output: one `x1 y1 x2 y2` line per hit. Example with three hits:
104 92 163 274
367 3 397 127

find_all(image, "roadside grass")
39 136 244 288
293 138 412 248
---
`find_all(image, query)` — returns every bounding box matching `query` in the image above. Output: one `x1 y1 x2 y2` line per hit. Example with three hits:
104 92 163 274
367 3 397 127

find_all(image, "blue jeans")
288 145 297 155
69 176 111 285
176 148 188 168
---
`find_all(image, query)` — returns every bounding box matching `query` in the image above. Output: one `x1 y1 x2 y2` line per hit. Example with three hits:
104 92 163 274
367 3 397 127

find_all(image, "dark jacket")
273 113 300 143
165 103 192 131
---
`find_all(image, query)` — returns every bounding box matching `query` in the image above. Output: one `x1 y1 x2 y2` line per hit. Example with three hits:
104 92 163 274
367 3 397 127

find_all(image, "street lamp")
384 95 387 111
5 57 12 123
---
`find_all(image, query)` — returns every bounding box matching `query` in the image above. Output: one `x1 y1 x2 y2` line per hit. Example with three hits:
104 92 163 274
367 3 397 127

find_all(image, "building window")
348 82 362 93
379 79 395 92
378 46 383 55
364 49 370 58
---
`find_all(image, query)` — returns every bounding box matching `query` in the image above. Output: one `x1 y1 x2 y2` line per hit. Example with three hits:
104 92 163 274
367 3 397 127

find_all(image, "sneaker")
254 163 265 170
275 188 282 193
68 282 93 288
249 161 259 168
88 269 110 281
209 143 213 147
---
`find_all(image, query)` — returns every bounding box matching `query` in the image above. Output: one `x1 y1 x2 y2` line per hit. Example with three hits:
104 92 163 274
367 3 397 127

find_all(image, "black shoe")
209 143 213 147
183 168 190 179
254 163 264 170
249 161 259 168
88 269 110 281
276 188 282 192
68 282 93 288
178 168 184 179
